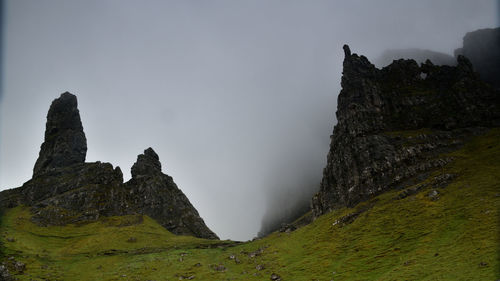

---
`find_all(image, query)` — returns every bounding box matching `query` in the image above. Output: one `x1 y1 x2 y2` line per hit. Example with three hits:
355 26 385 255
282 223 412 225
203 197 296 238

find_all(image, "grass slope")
1 129 499 280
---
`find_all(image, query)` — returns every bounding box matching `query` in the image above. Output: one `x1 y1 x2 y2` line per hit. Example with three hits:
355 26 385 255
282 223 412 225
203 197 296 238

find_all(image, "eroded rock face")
312 45 500 217
0 92 218 239
126 148 219 239
131 147 162 177
33 92 87 177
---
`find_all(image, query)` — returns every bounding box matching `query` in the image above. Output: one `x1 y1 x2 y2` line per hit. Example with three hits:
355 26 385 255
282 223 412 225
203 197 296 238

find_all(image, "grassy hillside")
1 129 499 280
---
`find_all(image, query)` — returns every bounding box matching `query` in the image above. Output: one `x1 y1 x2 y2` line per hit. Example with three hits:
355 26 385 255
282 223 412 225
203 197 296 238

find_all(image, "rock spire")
33 92 87 177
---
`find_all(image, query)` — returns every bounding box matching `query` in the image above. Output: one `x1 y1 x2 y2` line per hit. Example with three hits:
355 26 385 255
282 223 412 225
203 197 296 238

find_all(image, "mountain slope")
1 128 499 280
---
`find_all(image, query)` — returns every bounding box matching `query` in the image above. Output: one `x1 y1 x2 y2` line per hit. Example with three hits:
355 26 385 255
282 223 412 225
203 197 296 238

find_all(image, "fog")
0 0 498 240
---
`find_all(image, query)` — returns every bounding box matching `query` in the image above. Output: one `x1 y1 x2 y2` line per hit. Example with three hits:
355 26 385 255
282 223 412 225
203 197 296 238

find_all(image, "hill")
1 40 499 280
1 128 499 280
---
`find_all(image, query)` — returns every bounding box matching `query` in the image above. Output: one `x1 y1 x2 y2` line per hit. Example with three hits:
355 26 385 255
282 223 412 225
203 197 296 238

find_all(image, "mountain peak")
131 147 162 178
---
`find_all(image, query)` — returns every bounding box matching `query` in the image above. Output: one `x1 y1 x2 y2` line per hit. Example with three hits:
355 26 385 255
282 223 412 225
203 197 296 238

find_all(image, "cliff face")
33 92 87 177
455 27 500 89
312 45 500 217
0 93 218 240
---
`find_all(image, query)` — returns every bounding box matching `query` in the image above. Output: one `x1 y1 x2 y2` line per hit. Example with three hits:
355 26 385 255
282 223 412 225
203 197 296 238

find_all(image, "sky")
0 0 498 241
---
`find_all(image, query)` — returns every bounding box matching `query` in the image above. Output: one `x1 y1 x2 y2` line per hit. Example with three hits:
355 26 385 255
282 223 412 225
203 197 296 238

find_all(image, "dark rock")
332 212 360 227
455 28 500 89
432 173 457 188
375 48 456 67
125 148 219 239
248 248 264 258
210 264 226 272
33 92 87 177
0 264 13 281
131 147 162 178
278 223 296 233
395 184 427 200
312 45 500 218
13 261 25 272
0 92 218 240
427 190 439 200
395 173 456 200
256 264 265 271
270 273 281 281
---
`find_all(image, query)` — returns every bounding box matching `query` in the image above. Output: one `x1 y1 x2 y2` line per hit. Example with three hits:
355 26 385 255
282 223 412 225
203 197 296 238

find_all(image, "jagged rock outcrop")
312 45 500 217
455 27 500 89
33 92 87 177
125 148 219 239
0 93 218 239
375 48 456 67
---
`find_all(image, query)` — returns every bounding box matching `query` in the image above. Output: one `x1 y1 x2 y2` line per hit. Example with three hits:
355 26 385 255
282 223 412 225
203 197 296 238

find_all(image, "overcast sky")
0 0 498 241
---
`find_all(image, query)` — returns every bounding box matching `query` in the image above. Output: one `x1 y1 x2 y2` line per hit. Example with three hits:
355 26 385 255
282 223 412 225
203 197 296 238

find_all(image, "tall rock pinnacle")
33 92 87 177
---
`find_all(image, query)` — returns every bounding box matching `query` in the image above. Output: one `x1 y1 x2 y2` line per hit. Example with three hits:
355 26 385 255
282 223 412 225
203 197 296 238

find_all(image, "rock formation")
375 48 456 67
455 27 500 89
125 148 219 239
0 93 218 239
312 45 500 217
33 92 87 177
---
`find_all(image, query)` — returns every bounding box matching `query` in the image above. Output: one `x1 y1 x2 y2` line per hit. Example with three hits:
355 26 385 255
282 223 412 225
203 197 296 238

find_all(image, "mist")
1 0 498 241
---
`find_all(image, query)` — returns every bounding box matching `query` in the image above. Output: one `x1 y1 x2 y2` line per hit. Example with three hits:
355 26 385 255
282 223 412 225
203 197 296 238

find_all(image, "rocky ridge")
312 45 500 217
375 48 456 67
0 92 218 240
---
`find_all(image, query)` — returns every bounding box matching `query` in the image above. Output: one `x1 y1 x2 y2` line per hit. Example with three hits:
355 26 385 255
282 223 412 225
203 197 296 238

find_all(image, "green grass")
1 129 499 280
